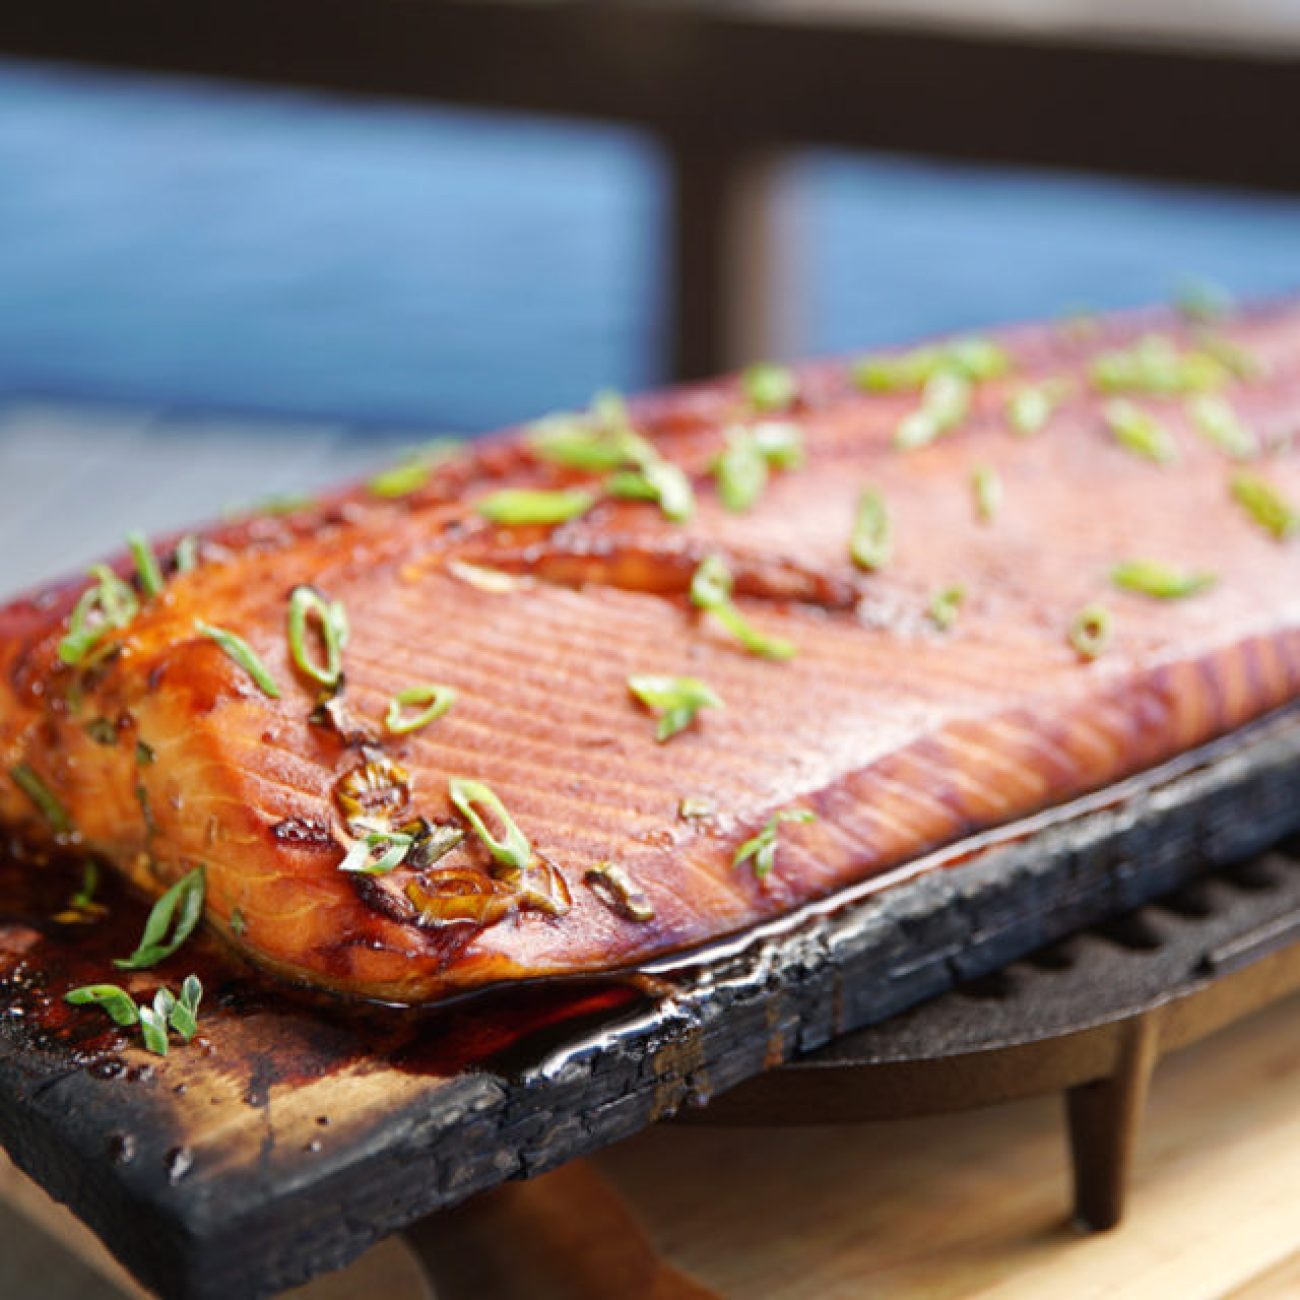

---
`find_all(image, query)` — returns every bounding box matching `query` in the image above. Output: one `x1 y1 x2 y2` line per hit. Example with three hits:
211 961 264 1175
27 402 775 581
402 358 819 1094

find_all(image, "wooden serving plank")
2 708 1300 1298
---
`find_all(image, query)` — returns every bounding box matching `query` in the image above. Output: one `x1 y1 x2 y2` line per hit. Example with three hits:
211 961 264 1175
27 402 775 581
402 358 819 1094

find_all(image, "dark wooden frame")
2 1 1299 378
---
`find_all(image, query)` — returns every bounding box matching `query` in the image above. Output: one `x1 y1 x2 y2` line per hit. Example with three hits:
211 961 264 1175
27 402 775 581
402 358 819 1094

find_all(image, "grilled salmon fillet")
3 303 1300 1003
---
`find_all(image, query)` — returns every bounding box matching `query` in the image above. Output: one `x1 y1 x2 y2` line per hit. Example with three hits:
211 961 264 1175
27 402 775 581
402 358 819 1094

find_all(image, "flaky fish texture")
3 303 1300 1003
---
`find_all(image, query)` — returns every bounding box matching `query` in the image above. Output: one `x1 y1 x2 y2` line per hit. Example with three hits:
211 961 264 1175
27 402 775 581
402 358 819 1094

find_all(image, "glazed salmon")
3 302 1300 1003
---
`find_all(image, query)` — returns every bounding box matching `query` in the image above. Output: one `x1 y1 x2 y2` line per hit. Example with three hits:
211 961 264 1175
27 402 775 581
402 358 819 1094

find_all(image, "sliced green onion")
448 778 532 872
168 975 202 1042
9 763 71 835
972 464 1001 522
69 860 101 913
84 717 119 745
895 371 971 450
65 984 139 1028
338 828 415 875
1104 400 1179 464
850 488 890 572
287 586 348 688
476 487 595 527
928 585 966 631
1111 559 1216 600
854 336 1009 393
195 620 281 698
716 435 768 513
138 993 171 1056
1231 471 1299 540
606 457 694 523
367 438 462 499
1175 276 1232 324
1192 329 1263 381
174 535 201 574
678 796 716 820
1187 395 1258 460
1069 605 1113 660
385 683 458 735
1091 334 1227 396
734 808 816 880
127 532 165 599
689 555 796 661
135 740 156 766
230 907 246 937
1006 381 1068 435
58 565 140 666
446 560 528 594
741 362 799 411
114 865 206 970
627 674 723 742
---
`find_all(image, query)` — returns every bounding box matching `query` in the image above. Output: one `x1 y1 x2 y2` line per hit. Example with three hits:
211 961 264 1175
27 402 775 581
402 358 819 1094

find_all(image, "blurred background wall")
4 55 1300 435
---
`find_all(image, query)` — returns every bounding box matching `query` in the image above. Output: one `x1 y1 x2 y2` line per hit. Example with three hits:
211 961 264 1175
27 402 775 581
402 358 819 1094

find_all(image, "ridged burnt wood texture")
2 303 1300 1002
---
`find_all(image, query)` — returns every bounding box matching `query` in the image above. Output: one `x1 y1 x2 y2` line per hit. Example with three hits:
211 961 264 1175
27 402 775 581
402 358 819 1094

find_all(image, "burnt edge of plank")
4 708 1300 1298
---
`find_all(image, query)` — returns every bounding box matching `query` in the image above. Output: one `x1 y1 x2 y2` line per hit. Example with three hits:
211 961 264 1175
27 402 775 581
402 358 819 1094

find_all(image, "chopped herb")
605 457 694 523
734 808 816 880
741 362 799 411
287 587 348 689
449 778 531 872
1187 395 1258 460
854 337 1009 393
1068 605 1113 660
384 683 458 735
584 862 655 922
1111 560 1217 600
972 464 1001 522
476 487 596 527
168 975 202 1042
367 438 462 499
715 435 768 513
9 763 71 834
138 992 171 1056
446 560 527 593
69 860 102 914
57 565 139 666
1091 334 1227 396
627 674 723 742
928 585 966 631
1104 400 1179 464
1193 329 1262 381
678 796 716 820
530 419 648 472
84 717 119 745
689 555 796 661
174 535 200 574
1006 381 1068 435
1175 276 1233 324
850 488 890 572
195 621 281 698
229 907 246 937
135 740 156 766
114 865 206 970
127 532 165 599
339 828 414 875
895 371 971 450
1230 471 1299 540
65 984 139 1028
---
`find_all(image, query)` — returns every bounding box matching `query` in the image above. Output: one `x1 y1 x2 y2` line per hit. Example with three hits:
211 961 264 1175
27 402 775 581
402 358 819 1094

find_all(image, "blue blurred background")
4 55 1300 434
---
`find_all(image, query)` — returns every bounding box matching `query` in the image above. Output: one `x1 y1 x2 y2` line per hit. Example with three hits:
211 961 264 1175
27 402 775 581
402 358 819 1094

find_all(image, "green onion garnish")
9 763 71 834
1006 380 1068 435
1104 400 1179 464
1068 605 1113 660
338 828 415 876
715 435 768 513
476 487 596 527
58 565 140 666
138 990 171 1056
1192 330 1262 381
850 488 890 572
606 457 695 523
195 621 281 698
127 532 164 599
1091 334 1227 396
928 585 966 631
168 975 203 1043
734 808 817 880
627 674 723 742
65 984 139 1028
448 778 532 872
69 860 101 914
895 371 971 450
385 683 458 735
741 362 799 411
678 796 716 820
230 907 246 937
286 586 348 689
174 535 200 574
689 555 796 661
854 337 1009 392
1187 395 1258 460
972 464 1001 522
1230 471 1299 540
367 438 462 499
114 865 206 970
1111 560 1216 599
